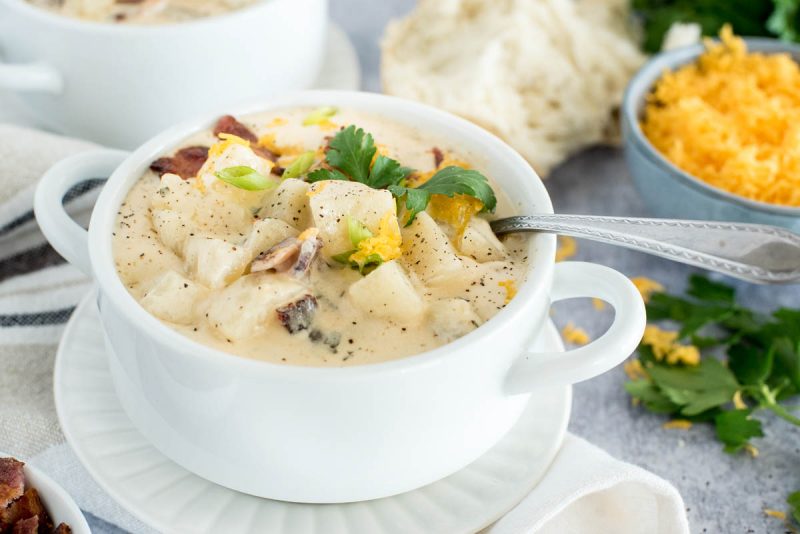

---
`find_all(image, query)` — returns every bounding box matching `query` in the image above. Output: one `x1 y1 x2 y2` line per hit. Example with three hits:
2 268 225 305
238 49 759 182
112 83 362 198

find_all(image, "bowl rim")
0 0 282 33
88 90 557 378
622 36 800 217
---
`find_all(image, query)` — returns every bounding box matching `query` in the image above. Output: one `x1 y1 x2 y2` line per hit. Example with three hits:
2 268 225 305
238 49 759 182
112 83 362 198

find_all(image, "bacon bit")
764 509 786 520
1 488 53 531
555 236 577 262
276 295 317 334
498 279 517 304
592 298 607 310
251 237 301 273
213 114 257 143
12 516 39 534
252 145 278 162
149 146 209 179
631 277 665 303
0 457 25 508
432 146 444 168
624 359 648 380
733 390 747 410
662 419 693 430
562 322 590 345
251 230 322 278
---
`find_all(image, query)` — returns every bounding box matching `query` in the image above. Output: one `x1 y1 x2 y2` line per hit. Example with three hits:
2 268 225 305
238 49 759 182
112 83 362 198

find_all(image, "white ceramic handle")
505 261 646 393
34 149 129 276
0 61 63 93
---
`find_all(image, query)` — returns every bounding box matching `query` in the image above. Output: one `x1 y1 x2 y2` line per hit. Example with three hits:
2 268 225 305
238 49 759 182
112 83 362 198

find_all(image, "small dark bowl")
621 38 800 232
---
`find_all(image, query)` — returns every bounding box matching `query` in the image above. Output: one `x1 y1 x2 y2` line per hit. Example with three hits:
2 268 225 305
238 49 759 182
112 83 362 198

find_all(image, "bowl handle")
34 149 129 276
505 261 646 394
0 61 62 93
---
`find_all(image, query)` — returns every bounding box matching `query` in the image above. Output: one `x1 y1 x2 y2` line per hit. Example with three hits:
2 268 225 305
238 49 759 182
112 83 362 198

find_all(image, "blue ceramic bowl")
621 38 800 232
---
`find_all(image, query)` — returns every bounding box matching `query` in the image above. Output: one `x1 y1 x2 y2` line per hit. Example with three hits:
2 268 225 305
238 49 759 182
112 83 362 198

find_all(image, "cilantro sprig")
306 124 496 225
625 275 800 524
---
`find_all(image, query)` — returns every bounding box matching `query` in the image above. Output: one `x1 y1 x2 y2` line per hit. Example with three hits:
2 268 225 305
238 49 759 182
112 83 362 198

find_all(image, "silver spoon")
490 215 800 284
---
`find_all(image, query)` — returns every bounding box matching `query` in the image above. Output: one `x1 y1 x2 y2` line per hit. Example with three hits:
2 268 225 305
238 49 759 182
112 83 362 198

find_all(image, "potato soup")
113 108 532 366
27 0 258 24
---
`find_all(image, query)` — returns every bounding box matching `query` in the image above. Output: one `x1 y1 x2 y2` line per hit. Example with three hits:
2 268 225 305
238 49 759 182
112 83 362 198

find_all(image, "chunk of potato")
426 259 519 320
151 208 193 255
151 173 201 212
198 143 274 189
244 217 298 258
206 273 308 341
258 178 312 230
459 217 507 262
140 270 208 325
428 298 482 342
348 261 425 324
308 180 396 258
183 236 249 289
400 211 463 283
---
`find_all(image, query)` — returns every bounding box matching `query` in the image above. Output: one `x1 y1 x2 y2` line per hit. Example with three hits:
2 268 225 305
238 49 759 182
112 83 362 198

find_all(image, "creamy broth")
113 108 532 366
27 0 258 24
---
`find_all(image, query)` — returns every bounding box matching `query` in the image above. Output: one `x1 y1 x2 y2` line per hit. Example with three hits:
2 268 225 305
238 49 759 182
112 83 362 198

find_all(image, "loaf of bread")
381 0 645 177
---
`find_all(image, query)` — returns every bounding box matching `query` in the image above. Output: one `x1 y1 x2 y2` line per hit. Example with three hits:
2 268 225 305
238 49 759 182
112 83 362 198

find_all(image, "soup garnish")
113 109 531 366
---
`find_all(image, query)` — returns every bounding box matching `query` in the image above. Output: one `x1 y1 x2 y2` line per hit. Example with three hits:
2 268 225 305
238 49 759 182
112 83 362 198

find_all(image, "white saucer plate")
55 292 570 534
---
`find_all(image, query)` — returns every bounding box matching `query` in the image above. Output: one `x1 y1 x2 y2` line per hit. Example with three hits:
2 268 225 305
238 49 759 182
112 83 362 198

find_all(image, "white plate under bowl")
54 292 570 534
0 450 91 534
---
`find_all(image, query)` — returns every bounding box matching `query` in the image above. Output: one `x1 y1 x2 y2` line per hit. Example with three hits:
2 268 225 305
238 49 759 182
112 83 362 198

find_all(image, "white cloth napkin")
0 124 689 534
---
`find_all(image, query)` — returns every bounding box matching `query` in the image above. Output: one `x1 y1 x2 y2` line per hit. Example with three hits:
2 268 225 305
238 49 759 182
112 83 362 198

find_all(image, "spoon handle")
490 214 800 284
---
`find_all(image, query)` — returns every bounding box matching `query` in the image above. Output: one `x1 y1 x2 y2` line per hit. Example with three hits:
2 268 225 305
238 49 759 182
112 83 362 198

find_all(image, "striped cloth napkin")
0 124 153 533
0 123 689 534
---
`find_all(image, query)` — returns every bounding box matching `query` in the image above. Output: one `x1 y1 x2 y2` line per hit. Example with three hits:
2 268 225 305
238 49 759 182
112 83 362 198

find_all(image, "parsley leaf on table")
788 490 800 524
714 409 765 453
624 274 800 524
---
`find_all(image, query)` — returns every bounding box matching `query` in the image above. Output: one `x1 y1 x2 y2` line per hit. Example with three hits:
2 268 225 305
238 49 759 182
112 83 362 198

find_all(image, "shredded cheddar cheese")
306 182 328 198
733 390 747 410
258 133 304 157
631 277 664 303
267 117 287 127
642 26 800 207
624 359 648 381
428 194 483 239
662 419 693 430
592 298 606 311
641 325 700 366
208 133 250 159
555 236 577 262
764 509 787 520
498 279 517 304
349 211 403 268
562 322 590 345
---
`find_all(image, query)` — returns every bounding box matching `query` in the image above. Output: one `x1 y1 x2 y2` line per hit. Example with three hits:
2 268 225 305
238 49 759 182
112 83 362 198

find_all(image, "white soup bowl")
35 91 646 503
0 0 328 148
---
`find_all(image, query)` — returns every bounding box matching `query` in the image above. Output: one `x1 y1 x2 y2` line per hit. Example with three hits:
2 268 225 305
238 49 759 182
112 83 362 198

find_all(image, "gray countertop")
334 1 800 533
